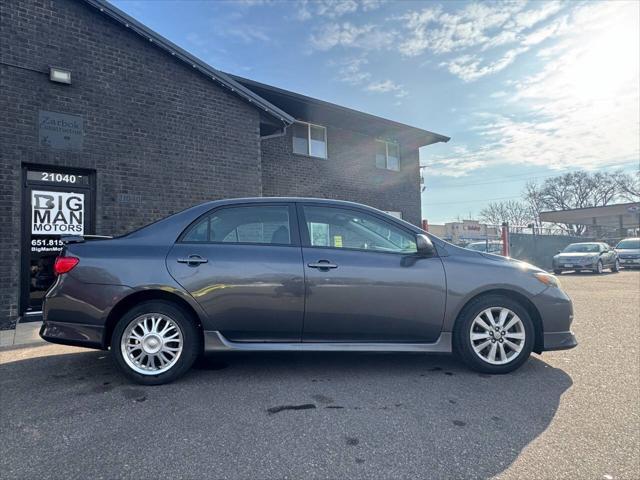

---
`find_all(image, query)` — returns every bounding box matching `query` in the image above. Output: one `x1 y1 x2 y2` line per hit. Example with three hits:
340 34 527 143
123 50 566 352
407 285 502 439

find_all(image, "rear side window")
182 205 292 245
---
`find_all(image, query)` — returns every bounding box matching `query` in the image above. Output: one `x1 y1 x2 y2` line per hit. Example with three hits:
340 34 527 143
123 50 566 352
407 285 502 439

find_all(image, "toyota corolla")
41 198 577 385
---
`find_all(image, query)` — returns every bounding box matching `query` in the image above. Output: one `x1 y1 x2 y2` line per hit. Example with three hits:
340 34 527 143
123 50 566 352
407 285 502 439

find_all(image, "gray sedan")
552 242 619 274
41 198 576 385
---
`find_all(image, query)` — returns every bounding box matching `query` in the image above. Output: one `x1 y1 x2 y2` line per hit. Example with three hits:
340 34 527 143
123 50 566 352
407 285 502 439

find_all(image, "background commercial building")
0 0 448 330
427 220 500 245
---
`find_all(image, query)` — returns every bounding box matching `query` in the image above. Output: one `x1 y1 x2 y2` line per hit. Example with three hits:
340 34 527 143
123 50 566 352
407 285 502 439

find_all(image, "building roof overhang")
83 0 449 146
230 75 451 148
539 202 640 228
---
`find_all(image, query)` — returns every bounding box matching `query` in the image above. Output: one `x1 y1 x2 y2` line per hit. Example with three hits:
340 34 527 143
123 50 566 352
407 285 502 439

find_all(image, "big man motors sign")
31 190 85 235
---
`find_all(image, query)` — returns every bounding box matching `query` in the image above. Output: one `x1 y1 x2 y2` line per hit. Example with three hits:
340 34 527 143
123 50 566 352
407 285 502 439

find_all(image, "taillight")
54 256 79 275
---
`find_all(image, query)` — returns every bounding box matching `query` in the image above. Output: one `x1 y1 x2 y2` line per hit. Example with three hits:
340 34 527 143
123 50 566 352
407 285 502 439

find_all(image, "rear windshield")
562 243 601 253
616 239 640 249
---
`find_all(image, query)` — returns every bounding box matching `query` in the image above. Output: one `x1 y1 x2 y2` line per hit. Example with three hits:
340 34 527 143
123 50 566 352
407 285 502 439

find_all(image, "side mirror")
416 234 436 256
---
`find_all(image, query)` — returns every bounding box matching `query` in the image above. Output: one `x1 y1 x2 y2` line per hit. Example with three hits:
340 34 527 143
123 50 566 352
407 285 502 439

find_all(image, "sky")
111 0 640 224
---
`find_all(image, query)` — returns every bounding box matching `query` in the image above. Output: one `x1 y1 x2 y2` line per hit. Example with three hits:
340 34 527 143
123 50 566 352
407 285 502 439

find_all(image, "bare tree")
479 200 534 226
614 170 640 201
523 170 631 235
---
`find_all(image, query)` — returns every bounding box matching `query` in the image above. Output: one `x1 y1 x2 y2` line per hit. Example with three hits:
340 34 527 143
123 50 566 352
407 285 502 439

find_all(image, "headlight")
533 272 561 288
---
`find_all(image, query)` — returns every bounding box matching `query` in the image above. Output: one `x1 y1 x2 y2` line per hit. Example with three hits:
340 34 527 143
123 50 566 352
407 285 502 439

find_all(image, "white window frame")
384 211 403 219
292 121 327 159
376 139 400 171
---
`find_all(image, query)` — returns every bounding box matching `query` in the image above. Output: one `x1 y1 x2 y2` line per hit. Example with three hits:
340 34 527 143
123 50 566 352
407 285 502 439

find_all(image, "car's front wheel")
593 260 604 274
611 259 620 273
454 295 534 374
111 300 200 385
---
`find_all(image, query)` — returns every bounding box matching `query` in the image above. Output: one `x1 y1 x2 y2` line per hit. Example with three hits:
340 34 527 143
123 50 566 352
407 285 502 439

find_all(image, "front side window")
182 205 291 245
302 205 417 254
292 122 327 158
375 140 400 171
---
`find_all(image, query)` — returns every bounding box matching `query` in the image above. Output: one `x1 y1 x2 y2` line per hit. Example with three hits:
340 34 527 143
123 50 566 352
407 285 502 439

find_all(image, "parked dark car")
615 237 640 269
552 242 619 274
41 198 576 385
466 240 503 254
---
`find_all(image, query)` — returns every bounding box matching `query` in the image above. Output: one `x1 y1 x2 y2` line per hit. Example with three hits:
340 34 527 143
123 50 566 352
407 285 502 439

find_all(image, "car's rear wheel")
111 300 200 385
454 295 534 374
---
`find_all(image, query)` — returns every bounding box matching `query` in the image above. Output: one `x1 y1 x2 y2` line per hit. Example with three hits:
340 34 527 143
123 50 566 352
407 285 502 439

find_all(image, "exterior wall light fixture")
49 67 71 84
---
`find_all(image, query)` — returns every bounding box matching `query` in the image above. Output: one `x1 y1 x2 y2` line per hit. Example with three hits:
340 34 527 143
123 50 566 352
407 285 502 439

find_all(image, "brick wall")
0 0 262 329
261 126 423 225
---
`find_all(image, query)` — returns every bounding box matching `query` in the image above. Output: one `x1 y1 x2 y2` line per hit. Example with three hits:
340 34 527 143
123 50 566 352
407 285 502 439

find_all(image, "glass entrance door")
22 167 94 315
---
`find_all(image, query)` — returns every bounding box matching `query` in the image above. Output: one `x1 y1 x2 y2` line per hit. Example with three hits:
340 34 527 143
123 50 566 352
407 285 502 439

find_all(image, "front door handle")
308 261 338 270
177 255 208 266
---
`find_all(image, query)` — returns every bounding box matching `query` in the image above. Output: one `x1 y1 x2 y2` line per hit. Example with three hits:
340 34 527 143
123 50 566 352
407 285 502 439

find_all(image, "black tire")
553 269 562 275
111 300 201 385
453 294 534 374
611 259 620 273
593 260 603 274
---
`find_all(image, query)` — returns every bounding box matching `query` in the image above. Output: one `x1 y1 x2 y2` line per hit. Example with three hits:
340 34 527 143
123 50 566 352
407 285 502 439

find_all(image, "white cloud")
334 57 408 99
396 1 570 81
366 79 407 98
297 0 383 21
444 47 528 82
508 1 563 30
424 146 490 178
425 1 640 176
309 22 395 51
399 2 527 56
337 57 371 84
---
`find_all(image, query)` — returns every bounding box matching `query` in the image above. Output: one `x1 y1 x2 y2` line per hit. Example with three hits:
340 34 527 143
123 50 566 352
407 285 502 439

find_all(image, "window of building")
292 122 327 158
302 205 416 254
384 211 403 219
375 140 400 171
182 205 291 245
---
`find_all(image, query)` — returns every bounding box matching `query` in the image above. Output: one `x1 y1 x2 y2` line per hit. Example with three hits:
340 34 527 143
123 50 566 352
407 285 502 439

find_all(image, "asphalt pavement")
1 271 638 479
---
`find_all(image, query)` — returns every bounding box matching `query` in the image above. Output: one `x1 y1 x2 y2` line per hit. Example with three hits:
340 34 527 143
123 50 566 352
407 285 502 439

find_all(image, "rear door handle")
177 255 208 265
307 261 338 269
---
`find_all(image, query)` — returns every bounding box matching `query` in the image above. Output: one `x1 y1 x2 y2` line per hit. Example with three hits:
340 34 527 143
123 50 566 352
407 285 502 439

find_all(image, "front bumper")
543 331 578 351
40 321 105 349
553 261 597 271
532 285 577 352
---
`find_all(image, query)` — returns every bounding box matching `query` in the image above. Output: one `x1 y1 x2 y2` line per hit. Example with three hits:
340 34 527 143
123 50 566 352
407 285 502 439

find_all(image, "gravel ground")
1 271 638 479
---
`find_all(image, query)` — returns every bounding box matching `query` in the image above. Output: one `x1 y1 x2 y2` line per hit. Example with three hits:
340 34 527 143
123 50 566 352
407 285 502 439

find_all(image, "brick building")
0 0 448 330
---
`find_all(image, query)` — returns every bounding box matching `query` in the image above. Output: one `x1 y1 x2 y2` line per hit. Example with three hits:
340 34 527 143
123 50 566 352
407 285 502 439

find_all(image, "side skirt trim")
203 331 452 353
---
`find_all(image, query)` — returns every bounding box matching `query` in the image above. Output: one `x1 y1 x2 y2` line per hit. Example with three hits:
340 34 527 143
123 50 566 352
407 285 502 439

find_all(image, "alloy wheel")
121 313 183 375
469 307 525 365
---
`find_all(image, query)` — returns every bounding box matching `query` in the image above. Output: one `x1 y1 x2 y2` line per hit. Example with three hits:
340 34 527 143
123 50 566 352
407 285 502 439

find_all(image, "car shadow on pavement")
0 349 572 479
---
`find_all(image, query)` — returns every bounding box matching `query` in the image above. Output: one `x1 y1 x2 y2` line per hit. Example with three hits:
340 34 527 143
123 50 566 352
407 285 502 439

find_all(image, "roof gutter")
82 0 294 127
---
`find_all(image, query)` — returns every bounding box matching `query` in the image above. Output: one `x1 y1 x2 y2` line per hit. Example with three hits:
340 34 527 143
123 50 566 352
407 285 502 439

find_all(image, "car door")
298 203 447 343
167 203 305 342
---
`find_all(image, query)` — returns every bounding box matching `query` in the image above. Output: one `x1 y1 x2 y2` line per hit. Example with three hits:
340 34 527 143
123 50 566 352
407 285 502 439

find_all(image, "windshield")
466 242 488 251
616 239 640 249
562 243 600 253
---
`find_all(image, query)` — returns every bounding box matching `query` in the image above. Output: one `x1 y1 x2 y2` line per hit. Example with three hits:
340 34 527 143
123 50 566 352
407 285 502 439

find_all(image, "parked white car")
615 237 640 268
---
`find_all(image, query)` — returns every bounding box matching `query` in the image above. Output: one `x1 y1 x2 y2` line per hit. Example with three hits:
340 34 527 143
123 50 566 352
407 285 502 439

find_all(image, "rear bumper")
40 321 105 350
543 331 578 351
